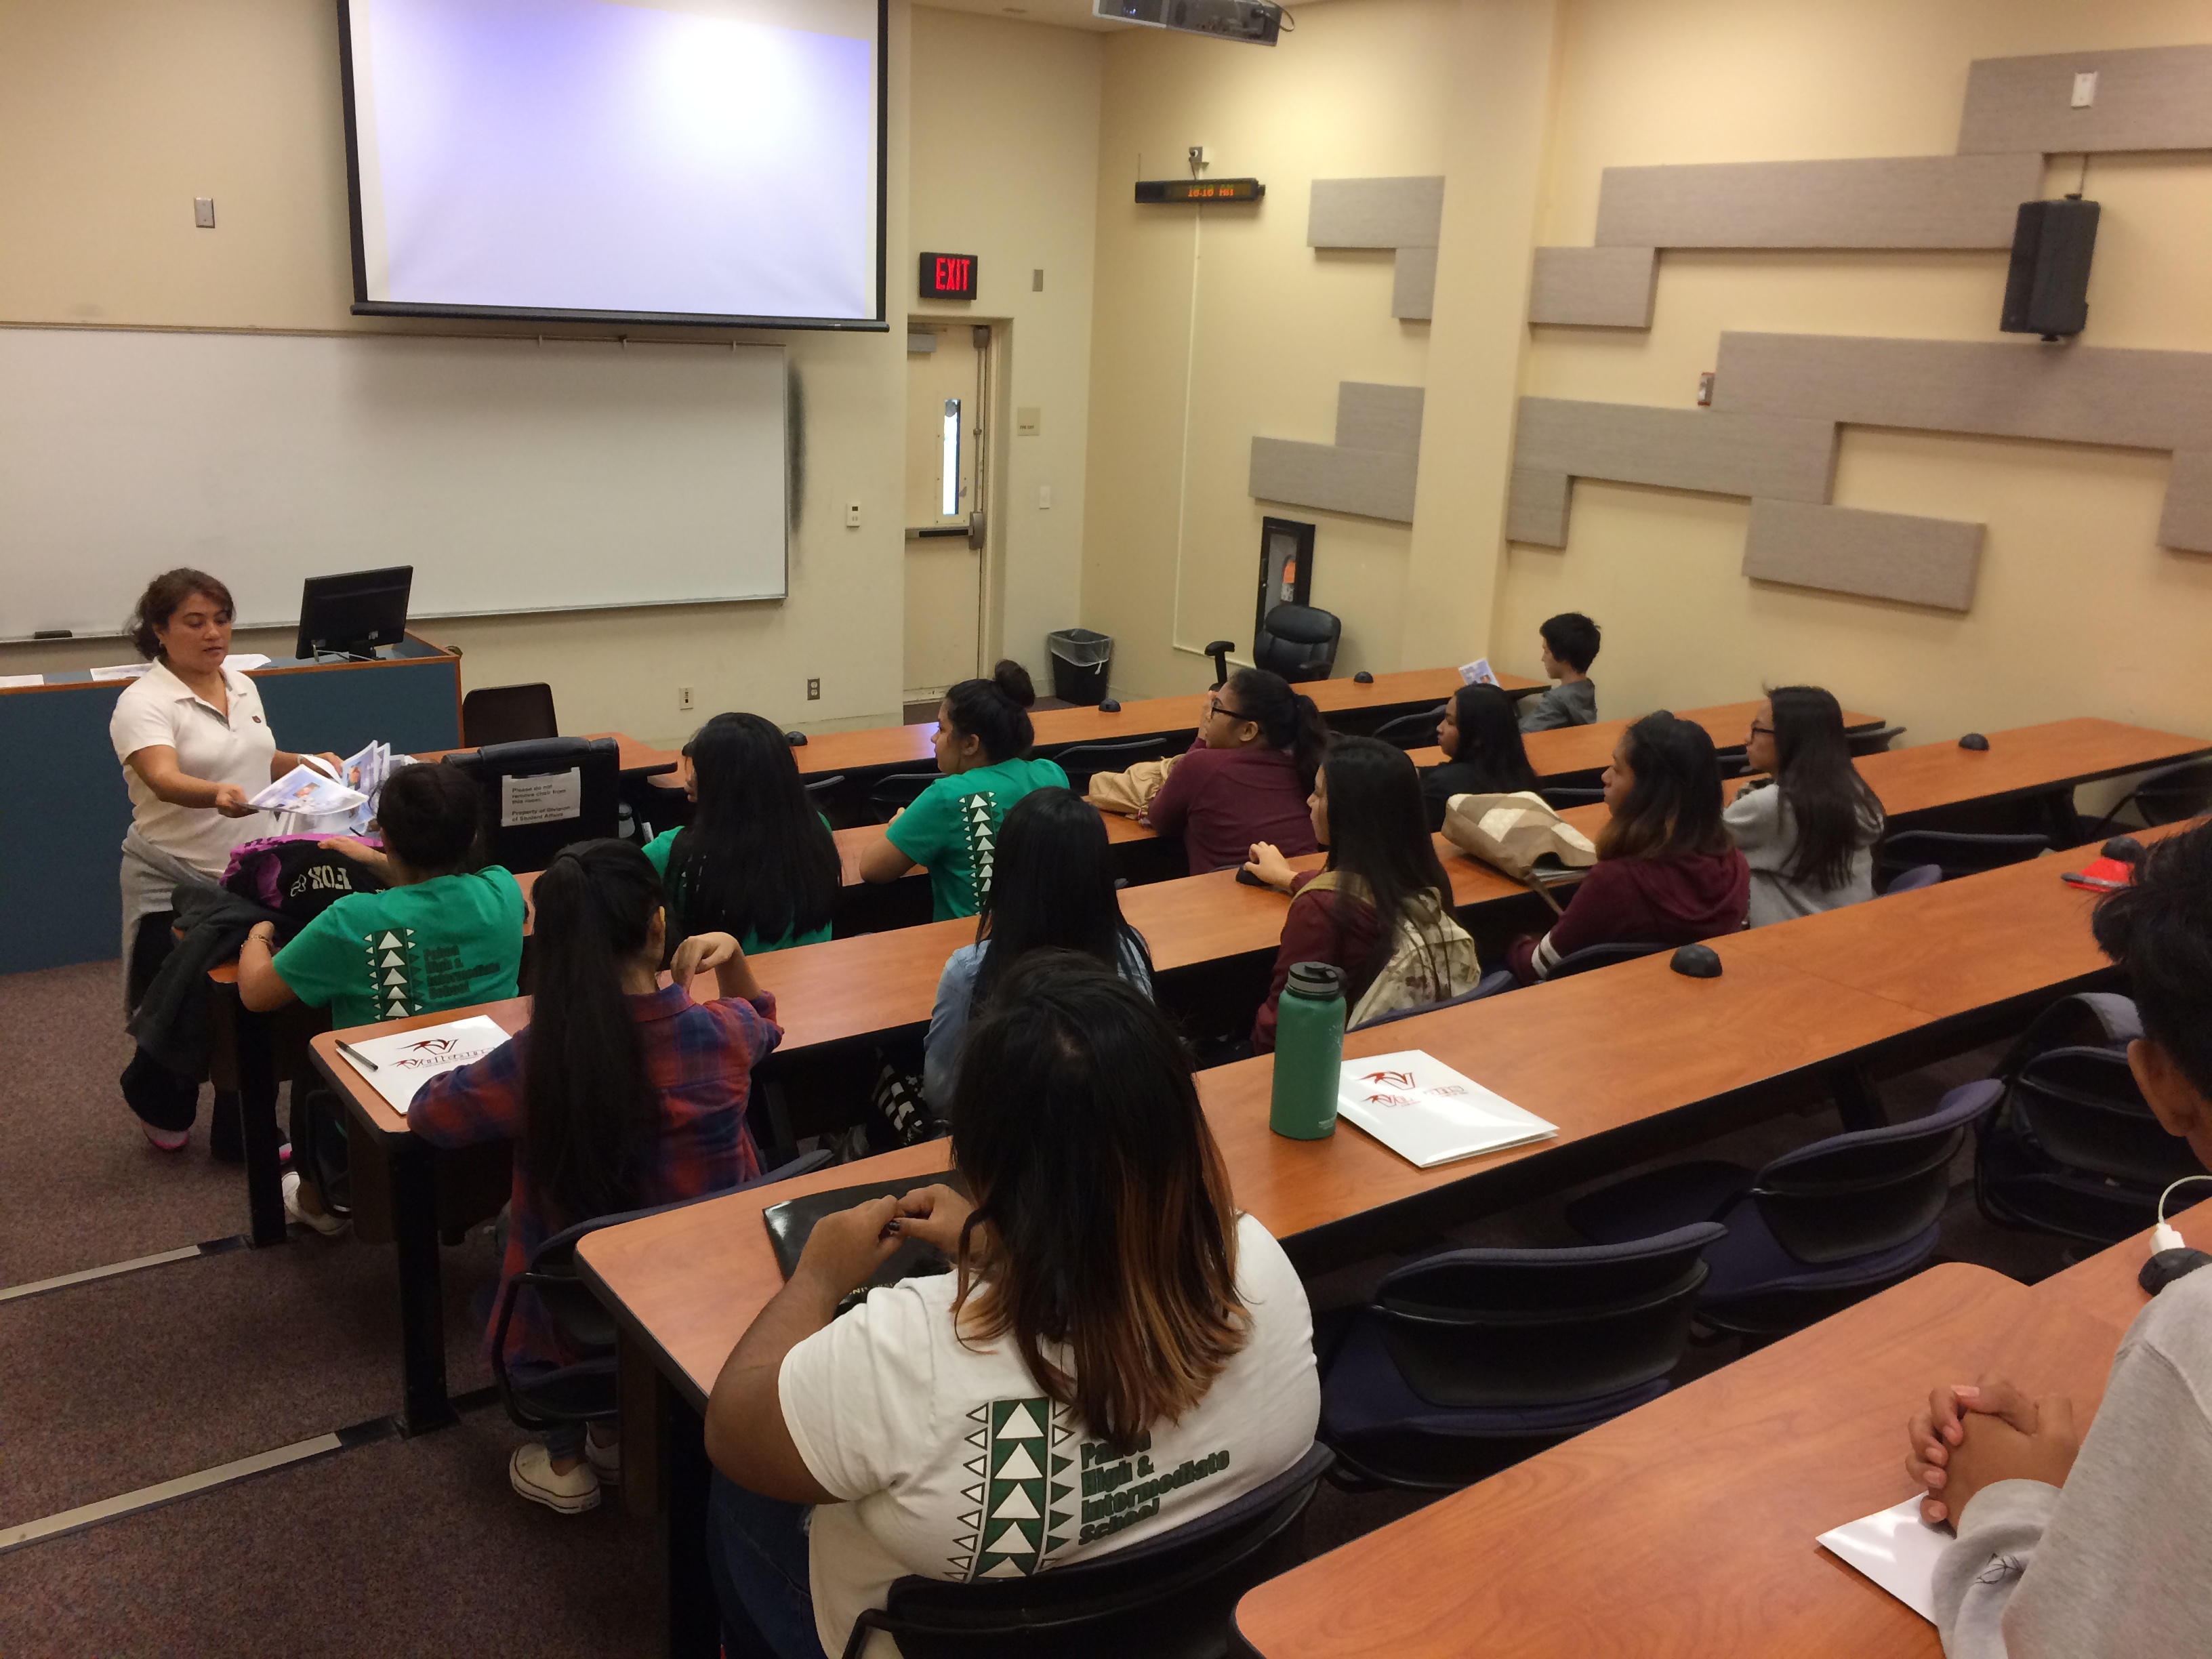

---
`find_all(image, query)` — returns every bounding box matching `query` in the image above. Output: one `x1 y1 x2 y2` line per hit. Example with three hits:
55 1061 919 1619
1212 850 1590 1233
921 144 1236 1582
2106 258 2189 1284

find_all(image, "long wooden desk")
1857 716 2209 822
1403 699 1879 777
1232 1263 2127 1658
2035 1202 2212 1331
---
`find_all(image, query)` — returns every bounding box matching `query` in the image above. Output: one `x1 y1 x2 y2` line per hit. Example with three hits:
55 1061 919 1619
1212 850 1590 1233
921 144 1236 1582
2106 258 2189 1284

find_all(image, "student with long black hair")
858 660 1067 920
1421 682 1540 831
702 951 1318 1659
1507 712 1748 982
1147 666 1330 874
410 839 781 1515
922 787 1153 1105
642 711 840 954
1723 687 1885 926
1244 735 1470 1048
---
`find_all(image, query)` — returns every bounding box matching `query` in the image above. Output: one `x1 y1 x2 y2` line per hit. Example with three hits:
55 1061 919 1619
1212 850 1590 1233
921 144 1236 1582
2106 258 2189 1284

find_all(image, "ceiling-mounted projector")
1094 0 1282 45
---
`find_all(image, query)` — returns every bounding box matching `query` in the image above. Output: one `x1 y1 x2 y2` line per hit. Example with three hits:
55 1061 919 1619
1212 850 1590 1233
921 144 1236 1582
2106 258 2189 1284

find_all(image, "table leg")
388 1134 457 1435
232 1002 288 1247
663 1382 718 1659
1830 1064 1889 1132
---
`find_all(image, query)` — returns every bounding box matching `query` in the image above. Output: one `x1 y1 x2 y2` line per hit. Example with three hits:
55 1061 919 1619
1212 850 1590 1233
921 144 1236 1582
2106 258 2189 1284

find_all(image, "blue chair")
1350 970 1516 1030
1877 828 2047 886
1546 941 1665 980
1564 1085 2000 1337
1319 1225 1723 1492
1883 863 1943 895
2082 755 2212 840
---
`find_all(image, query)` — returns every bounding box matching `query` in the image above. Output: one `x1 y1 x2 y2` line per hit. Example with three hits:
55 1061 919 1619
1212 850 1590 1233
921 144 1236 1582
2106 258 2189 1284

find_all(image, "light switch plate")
2071 70 2098 108
844 499 861 527
193 197 216 228
1038 485 1052 510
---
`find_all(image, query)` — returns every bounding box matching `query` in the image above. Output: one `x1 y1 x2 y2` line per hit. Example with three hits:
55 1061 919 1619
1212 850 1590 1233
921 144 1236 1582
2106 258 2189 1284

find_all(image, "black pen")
336 1040 380 1073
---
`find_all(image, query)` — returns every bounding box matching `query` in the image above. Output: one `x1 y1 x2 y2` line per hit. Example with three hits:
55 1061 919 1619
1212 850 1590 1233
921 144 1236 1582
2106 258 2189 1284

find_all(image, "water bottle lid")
1284 961 1345 1000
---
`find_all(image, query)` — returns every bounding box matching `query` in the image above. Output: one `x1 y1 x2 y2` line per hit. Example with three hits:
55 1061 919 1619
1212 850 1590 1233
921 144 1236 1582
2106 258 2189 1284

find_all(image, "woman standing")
109 569 338 1151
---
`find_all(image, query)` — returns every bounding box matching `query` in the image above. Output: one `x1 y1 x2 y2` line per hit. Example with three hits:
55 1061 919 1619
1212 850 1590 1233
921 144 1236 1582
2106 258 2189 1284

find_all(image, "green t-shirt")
886 755 1070 921
640 823 835 956
272 867 526 1029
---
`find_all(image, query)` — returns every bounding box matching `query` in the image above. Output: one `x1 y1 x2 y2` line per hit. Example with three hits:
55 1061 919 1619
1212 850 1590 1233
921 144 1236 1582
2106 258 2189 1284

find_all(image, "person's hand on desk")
1243 841 1297 893
1906 1376 2081 1525
319 836 392 878
888 1183 976 1256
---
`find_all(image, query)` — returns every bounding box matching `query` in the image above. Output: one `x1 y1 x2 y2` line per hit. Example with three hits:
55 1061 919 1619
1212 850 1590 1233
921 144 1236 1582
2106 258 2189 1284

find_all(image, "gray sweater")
1721 780 1877 926
1518 679 1597 732
1935 1261 2212 1658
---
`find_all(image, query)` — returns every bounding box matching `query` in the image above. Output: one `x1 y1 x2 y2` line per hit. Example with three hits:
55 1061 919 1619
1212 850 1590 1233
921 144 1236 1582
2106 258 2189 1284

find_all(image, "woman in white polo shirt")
110 568 336 1152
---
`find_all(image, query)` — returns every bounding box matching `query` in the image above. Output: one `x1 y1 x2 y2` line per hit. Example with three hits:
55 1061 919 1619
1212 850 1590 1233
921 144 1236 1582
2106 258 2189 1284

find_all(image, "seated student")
236 763 525 1235
923 787 1153 1107
701 950 1319 1659
642 711 840 954
1244 735 1466 1050
1422 682 1540 832
858 661 1066 920
1902 821 2212 1659
409 840 781 1515
1507 712 1748 983
1723 687 1883 926
1519 611 1602 732
1146 667 1327 874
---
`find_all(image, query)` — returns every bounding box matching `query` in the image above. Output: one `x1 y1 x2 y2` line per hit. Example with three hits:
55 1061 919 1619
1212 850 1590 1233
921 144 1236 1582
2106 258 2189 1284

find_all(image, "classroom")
5 0 2212 1653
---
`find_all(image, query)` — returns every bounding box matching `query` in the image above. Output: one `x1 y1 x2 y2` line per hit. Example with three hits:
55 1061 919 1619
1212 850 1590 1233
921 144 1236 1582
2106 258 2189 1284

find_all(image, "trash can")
1046 628 1113 705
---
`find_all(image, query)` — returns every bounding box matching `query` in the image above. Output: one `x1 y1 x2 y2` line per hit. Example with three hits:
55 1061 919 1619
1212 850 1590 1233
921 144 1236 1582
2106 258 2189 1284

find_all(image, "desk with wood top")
2034 1202 2212 1332
1402 699 1877 777
1231 1263 2128 1659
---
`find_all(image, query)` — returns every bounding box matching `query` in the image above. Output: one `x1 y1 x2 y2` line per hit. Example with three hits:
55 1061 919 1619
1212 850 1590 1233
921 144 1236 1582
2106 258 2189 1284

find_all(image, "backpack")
1085 753 1183 817
220 834 388 925
1304 872 1482 1027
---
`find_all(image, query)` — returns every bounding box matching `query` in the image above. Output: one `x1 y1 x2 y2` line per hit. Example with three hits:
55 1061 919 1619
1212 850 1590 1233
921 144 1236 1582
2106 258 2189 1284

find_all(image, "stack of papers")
1335 1050 1558 1168
334 1014 510 1115
0 674 45 689
1458 658 1502 687
249 762 367 820
89 662 154 682
1817 1497 1945 1621
334 741 403 836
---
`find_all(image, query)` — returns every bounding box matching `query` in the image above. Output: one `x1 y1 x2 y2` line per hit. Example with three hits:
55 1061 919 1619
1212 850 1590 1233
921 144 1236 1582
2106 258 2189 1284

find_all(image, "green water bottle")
1270 962 1346 1140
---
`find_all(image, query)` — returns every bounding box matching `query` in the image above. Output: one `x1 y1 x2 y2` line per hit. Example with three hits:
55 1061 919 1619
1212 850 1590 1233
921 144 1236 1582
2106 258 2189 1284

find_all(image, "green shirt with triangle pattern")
270 865 527 1029
884 756 1069 922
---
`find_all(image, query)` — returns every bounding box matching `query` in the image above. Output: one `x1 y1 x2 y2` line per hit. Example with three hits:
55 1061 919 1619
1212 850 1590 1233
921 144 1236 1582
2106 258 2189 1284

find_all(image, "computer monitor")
295 567 413 661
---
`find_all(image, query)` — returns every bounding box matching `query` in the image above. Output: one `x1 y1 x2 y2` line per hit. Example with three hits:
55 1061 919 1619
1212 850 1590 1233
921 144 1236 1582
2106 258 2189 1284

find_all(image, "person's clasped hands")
1904 1374 2082 1525
789 1184 979 1305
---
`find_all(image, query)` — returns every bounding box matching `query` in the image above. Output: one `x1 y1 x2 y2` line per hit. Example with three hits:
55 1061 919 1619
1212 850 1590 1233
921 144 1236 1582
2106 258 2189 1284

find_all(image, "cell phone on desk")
2062 857 2135 893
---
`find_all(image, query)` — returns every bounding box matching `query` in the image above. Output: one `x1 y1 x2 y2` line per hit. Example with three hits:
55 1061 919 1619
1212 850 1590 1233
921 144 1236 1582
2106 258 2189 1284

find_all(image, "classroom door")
903 325 989 703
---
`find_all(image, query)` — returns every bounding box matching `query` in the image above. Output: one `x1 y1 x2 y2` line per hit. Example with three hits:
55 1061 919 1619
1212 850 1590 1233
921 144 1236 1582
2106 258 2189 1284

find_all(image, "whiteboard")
0 326 787 638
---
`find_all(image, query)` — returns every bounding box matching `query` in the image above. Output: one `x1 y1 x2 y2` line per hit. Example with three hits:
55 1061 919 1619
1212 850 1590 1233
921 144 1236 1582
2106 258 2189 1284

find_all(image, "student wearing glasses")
1145 668 1328 875
1723 687 1884 926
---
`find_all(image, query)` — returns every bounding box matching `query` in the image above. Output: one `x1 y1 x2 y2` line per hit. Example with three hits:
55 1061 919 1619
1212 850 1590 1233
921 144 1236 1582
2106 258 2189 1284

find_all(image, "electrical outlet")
678 685 695 712
844 499 861 528
806 677 821 701
1038 485 1053 510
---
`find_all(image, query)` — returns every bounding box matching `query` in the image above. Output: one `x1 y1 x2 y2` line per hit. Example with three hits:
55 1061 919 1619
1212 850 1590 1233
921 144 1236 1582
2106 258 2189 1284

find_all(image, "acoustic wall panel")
1528 247 1658 327
1592 153 2045 249
1742 499 1984 612
1959 45 2212 156
2161 451 2212 555
1392 246 1439 321
1506 468 1572 546
1250 382 1425 524
1308 178 1446 249
1512 398 1837 506
1334 382 1426 454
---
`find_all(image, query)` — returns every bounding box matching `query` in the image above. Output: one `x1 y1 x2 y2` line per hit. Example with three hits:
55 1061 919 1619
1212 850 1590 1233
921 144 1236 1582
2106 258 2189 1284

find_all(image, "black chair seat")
1322 1314 1670 1441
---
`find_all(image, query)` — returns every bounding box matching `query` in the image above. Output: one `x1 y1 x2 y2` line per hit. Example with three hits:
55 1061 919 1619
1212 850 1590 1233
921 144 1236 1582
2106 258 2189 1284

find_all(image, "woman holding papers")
109 568 342 1153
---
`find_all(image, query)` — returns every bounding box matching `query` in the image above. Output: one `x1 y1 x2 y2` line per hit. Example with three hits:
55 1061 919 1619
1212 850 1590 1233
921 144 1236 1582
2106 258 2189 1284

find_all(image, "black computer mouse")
785 730 808 746
1671 943 1723 979
2139 1247 2212 1296
2102 835 2146 864
1959 733 1989 750
1235 867 1270 888
1099 699 1121 712
1352 670 1374 684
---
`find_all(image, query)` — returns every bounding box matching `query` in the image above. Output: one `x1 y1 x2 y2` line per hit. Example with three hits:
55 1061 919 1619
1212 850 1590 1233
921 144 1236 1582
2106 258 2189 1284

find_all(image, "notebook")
335 1014 510 1115
1817 1496 1945 1621
762 1171 974 1311
1335 1050 1558 1169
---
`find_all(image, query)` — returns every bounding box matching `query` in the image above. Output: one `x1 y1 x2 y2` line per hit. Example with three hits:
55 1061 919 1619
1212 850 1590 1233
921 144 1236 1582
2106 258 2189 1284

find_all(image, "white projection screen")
340 0 886 328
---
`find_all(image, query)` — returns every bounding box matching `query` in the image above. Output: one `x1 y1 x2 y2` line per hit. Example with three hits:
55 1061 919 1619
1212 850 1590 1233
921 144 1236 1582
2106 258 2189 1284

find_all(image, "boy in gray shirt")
1519 612 1600 732
1904 821 2212 1658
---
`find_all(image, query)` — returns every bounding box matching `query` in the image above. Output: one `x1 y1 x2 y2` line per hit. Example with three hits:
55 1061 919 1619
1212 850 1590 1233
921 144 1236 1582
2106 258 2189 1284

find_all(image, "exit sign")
919 252 979 302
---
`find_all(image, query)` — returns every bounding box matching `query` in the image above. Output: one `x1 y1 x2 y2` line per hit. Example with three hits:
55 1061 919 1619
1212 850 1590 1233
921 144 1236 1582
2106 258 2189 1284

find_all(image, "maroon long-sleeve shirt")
1507 851 1748 982
1251 869 1383 1052
1147 744 1318 876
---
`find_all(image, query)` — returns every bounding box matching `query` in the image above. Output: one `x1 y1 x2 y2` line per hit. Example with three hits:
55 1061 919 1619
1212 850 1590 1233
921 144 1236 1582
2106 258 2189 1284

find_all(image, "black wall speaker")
2001 198 2100 340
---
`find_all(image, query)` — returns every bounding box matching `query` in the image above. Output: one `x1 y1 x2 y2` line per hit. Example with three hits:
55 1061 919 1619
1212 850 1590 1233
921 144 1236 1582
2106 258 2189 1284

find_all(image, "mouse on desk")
785 730 808 746
2141 1247 2212 1296
1099 699 1121 712
1235 867 1273 888
1352 670 1374 684
1958 733 1990 750
1671 943 1723 978
2103 835 2145 864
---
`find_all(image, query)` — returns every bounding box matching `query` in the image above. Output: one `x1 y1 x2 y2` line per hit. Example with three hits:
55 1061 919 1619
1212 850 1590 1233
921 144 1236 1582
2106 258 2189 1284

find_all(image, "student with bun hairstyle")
1147 667 1328 874
410 839 781 1515
1507 711 1748 983
859 661 1067 920
1724 686 1885 926
1421 682 1540 832
642 711 840 954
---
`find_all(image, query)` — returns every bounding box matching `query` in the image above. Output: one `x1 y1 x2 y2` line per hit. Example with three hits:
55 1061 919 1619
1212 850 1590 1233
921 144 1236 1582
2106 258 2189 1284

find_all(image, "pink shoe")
140 1120 189 1152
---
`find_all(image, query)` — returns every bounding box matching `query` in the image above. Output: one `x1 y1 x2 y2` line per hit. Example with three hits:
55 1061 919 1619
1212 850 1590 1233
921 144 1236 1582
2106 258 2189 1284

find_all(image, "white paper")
223 653 272 672
501 766 581 827
249 762 368 817
1458 657 1500 687
336 1014 512 1115
0 674 45 689
1336 1050 1558 1168
1818 1497 1946 1622
90 662 154 681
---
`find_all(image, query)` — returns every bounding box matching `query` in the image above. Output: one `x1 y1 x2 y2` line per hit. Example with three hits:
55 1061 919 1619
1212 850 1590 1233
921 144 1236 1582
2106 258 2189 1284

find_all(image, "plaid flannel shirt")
409 982 781 1373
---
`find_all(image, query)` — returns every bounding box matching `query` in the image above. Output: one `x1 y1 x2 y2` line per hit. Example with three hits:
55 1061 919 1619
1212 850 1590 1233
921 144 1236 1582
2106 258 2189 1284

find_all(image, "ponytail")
943 659 1038 764
520 840 663 1228
1225 668 1331 792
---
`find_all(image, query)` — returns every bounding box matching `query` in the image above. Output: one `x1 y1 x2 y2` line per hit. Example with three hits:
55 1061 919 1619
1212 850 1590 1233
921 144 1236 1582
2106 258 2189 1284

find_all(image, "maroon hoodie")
1507 850 1748 982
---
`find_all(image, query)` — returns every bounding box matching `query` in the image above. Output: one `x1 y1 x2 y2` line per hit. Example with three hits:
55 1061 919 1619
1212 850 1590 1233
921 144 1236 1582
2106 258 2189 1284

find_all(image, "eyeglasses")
1748 723 1776 739
1205 695 1246 722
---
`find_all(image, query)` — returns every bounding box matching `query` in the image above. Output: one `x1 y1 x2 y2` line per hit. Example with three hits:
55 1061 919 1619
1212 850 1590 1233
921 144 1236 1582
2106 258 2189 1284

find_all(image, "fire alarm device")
919 253 978 302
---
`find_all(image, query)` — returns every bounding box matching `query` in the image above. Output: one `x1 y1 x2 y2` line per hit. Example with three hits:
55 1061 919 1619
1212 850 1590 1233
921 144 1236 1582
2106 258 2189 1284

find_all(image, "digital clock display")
919 252 978 302
1134 178 1265 205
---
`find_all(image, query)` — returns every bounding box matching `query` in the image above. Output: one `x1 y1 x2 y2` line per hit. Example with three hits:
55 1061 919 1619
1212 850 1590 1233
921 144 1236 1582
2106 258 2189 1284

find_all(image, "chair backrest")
1351 969 1515 1031
1883 863 1943 895
1252 604 1340 684
1878 828 2048 882
1538 785 1603 811
461 682 558 748
1746 1085 2000 1264
1367 708 1443 751
855 1443 1334 1659
2009 1046 2200 1189
442 736 619 873
1049 736 1177 790
802 772 846 802
1366 1225 1723 1410
869 771 941 823
2092 755 2212 837
1847 724 1908 756
1547 941 1664 979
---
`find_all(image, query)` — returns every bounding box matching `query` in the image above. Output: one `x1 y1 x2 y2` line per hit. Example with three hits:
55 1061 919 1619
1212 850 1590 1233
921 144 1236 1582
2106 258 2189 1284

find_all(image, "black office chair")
1712 744 1750 781
1351 970 1517 1030
1566 1084 2000 1336
869 771 941 823
1847 724 1908 757
1368 708 1444 752
1974 993 2206 1246
1877 828 2048 885
802 773 846 803
1050 737 1179 793
1318 1226 1723 1492
813 1443 1334 1659
1251 605 1341 684
1544 941 1665 980
1883 863 1944 895
460 682 558 748
491 1149 832 1439
443 736 620 873
1202 640 1235 689
2083 756 2212 840
1539 785 1603 811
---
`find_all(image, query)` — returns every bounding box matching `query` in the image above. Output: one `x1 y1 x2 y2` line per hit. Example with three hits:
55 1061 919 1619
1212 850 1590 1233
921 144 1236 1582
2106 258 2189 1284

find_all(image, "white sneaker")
140 1120 188 1152
510 1442 601 1515
586 1429 621 1488
282 1170 348 1238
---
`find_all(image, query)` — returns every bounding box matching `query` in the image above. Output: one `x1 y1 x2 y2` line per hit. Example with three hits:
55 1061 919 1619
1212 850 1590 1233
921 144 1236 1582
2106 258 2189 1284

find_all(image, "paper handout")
1458 658 1501 687
1817 1496 1946 1622
1335 1050 1558 1168
249 762 367 819
335 1014 511 1115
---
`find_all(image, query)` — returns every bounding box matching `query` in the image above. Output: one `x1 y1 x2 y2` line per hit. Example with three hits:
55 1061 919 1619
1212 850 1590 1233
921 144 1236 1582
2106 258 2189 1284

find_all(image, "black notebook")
760 1171 972 1309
